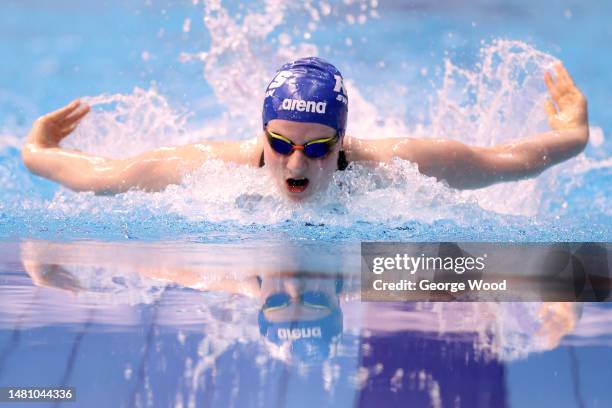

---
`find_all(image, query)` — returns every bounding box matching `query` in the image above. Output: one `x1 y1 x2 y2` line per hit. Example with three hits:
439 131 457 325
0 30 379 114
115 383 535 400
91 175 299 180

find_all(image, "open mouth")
286 178 310 193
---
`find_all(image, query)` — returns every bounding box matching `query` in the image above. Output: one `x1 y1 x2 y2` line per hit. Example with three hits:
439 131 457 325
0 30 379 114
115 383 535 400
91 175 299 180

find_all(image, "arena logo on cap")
280 98 327 114
278 326 322 340
333 75 347 94
333 74 348 105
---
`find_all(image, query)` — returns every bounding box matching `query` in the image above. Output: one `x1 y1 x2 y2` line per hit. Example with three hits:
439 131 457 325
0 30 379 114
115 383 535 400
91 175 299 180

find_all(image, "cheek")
263 149 289 186
313 153 339 177
263 147 283 170
305 156 337 190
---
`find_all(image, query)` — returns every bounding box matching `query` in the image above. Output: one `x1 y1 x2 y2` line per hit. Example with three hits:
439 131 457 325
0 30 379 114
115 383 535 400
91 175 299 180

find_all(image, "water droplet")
182 18 191 33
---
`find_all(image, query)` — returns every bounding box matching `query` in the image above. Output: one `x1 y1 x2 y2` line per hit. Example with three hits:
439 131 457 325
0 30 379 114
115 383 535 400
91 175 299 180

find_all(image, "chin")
283 190 314 202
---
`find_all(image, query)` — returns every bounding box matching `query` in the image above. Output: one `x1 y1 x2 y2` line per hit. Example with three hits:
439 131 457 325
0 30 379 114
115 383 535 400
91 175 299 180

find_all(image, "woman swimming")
21 57 589 201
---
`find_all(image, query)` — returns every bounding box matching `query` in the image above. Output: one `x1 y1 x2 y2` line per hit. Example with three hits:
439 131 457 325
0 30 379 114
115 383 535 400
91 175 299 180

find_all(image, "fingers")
46 99 82 121
544 71 561 104
64 103 90 124
42 102 89 134
60 123 79 137
43 103 90 138
556 64 578 91
553 64 569 90
558 65 586 108
549 63 580 93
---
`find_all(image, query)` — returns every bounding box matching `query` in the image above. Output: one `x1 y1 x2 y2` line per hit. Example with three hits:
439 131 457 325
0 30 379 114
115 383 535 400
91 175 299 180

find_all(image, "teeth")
287 178 308 187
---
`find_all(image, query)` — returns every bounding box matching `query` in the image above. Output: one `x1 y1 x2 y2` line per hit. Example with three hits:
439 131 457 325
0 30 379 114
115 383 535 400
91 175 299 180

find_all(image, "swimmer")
21 237 345 362
20 239 582 361
21 57 589 200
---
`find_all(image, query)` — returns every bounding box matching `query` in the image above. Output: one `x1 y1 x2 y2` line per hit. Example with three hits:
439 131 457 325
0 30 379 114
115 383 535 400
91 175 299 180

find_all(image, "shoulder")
343 135 474 165
183 136 263 167
342 135 371 162
235 135 264 166
342 135 413 163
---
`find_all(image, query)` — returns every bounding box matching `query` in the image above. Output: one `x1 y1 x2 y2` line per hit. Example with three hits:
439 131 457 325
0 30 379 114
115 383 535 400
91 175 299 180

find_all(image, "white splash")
2 0 609 229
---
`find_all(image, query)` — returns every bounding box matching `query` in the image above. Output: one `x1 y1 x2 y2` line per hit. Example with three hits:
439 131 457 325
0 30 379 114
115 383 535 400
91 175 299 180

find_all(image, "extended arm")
22 100 262 194
20 240 260 296
347 64 588 189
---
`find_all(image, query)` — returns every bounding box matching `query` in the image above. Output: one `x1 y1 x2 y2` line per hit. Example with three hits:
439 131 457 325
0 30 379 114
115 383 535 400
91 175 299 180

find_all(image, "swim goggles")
265 128 339 159
263 291 334 313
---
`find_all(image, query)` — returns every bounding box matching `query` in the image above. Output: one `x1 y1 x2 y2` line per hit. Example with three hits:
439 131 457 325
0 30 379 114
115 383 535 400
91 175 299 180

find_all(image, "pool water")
0 0 610 242
0 0 611 407
2 241 612 407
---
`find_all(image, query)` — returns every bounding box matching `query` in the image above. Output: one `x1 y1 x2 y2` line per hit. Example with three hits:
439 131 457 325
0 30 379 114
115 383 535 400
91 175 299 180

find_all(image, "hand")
544 64 588 131
21 241 82 293
22 260 82 292
26 99 90 148
535 302 579 349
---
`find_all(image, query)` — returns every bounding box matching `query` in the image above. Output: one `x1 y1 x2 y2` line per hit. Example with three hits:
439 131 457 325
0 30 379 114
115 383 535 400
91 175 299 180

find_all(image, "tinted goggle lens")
263 292 291 311
266 130 337 159
303 142 330 158
262 291 333 312
302 291 333 309
268 137 294 155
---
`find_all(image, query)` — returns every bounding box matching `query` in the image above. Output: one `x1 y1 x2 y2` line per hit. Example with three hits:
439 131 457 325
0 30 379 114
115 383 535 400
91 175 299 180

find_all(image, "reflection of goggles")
263 291 333 313
265 128 339 159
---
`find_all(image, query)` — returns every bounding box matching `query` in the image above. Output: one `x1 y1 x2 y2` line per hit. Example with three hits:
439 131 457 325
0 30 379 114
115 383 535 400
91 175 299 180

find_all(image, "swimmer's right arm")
22 100 262 194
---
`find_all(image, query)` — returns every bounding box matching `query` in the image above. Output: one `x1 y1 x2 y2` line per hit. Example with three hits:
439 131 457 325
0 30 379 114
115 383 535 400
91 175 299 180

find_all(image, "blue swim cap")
258 306 343 364
262 57 348 136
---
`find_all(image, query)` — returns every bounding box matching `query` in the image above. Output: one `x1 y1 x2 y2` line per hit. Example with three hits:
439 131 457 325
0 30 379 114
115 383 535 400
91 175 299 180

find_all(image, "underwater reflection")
6 240 597 406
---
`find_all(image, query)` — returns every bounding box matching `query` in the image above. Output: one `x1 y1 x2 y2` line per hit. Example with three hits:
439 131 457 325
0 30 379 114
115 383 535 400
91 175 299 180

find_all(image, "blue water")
0 1 611 407
0 0 610 242
2 241 612 407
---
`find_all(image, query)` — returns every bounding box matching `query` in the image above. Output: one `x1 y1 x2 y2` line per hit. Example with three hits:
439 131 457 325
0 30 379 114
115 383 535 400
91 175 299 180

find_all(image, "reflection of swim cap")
258 306 343 364
262 57 349 136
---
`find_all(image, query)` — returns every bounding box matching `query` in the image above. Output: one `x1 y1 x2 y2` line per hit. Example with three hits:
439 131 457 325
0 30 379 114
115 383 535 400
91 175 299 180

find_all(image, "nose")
284 277 305 299
286 149 308 175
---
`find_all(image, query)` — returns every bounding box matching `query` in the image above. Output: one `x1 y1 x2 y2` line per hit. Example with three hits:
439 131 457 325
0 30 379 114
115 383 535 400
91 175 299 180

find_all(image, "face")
259 275 339 323
263 119 342 201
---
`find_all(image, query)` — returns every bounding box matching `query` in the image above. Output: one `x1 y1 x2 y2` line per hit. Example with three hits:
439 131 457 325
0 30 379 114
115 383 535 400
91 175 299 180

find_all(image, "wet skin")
21 64 589 194
262 119 342 201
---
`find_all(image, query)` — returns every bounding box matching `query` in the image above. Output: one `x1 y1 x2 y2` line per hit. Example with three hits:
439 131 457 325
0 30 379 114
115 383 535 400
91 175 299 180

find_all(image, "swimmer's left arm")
347 64 589 189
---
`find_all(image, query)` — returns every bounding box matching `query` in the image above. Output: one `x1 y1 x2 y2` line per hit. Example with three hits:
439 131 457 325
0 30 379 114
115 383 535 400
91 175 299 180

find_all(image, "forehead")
267 119 336 141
